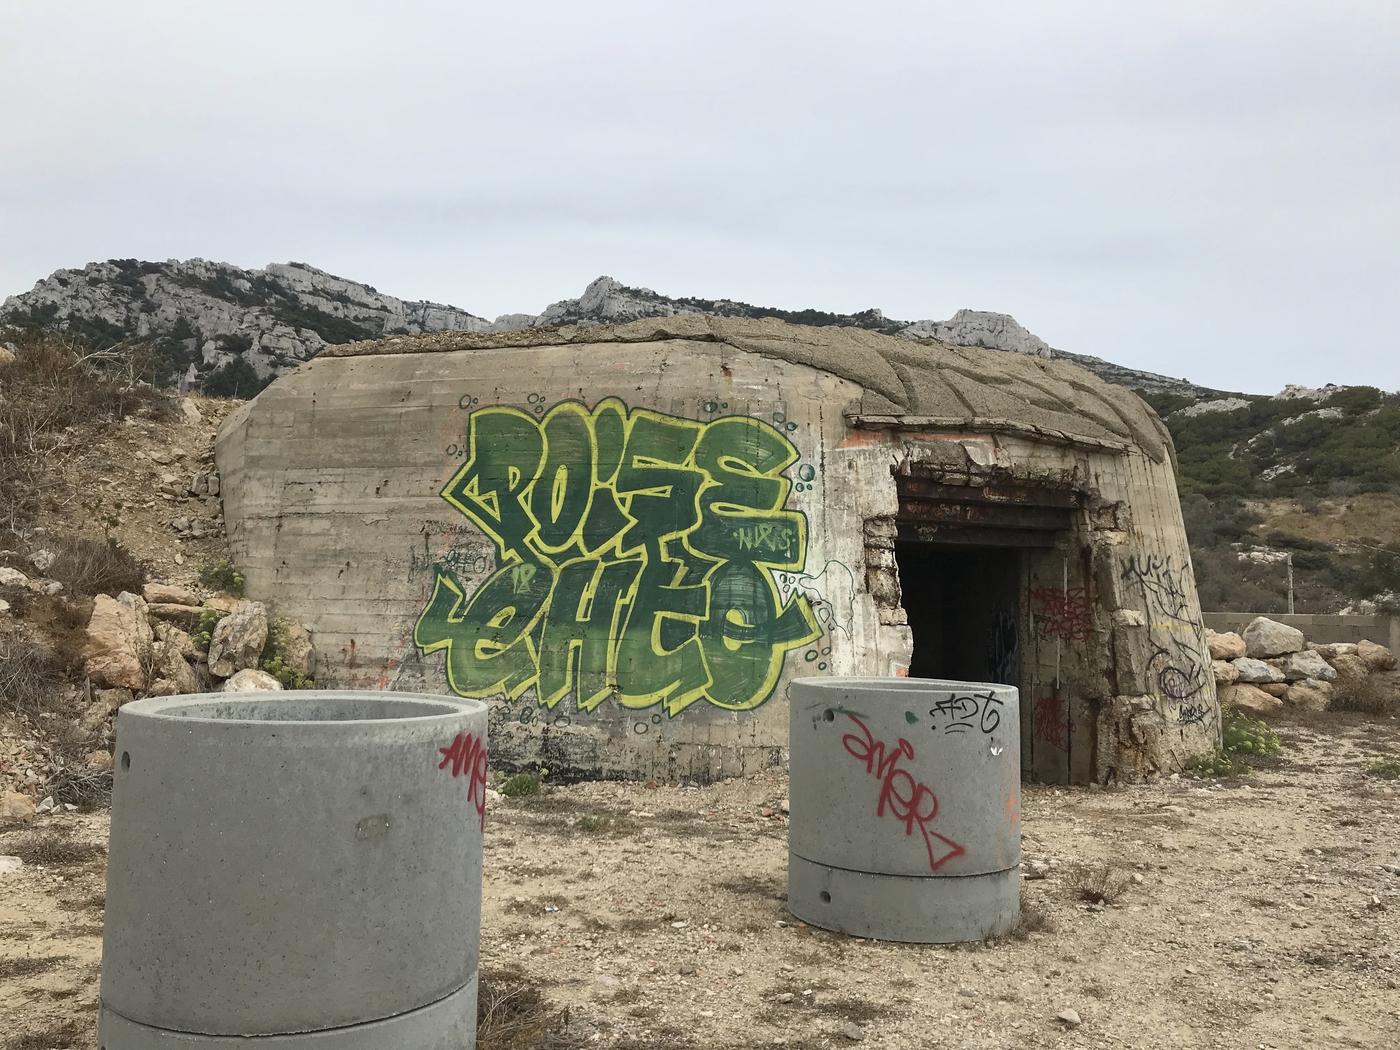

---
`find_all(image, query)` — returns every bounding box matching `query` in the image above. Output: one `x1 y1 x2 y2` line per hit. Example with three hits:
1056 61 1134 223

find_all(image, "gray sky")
3 1 1397 393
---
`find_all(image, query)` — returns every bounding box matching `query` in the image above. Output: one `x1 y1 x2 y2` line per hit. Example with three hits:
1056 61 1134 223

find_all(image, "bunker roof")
328 315 1171 462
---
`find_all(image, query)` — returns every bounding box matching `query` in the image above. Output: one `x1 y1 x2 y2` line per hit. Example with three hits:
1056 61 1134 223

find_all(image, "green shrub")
198 559 245 596
1186 708 1281 778
1367 757 1400 780
193 608 222 653
499 771 544 798
258 618 313 689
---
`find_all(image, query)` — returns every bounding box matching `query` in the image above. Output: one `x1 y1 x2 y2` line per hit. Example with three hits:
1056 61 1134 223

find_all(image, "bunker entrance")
893 476 1081 779
894 543 1022 684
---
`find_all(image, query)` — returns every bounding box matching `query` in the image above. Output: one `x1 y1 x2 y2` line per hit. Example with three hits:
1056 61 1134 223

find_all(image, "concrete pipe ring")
99 690 488 1049
788 677 1021 943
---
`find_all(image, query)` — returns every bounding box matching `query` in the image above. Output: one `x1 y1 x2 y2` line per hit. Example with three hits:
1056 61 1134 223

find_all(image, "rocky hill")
1 259 493 391
3 263 1207 397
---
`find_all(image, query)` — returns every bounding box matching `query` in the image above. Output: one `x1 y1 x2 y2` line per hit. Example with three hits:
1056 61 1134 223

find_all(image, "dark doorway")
895 542 1021 685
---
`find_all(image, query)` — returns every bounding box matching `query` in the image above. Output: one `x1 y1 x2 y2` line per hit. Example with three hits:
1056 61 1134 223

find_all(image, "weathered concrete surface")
788 677 1020 942
101 692 486 1042
218 318 1216 784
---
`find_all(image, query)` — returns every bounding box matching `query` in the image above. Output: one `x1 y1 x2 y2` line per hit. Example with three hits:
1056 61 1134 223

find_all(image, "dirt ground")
3 713 1399 1050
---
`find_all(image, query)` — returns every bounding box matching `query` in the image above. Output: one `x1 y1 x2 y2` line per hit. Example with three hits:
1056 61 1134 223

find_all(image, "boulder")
154 621 198 660
145 638 199 697
204 595 240 614
207 600 268 678
1328 653 1371 683
96 687 134 712
1283 650 1337 682
0 599 9 616
0 566 28 587
148 602 206 629
1243 617 1305 658
1259 682 1290 698
0 791 36 822
85 750 114 771
1232 657 1286 685
84 592 154 691
1212 660 1240 686
282 621 316 678
222 668 283 692
29 549 56 572
1206 630 1247 661
1357 639 1397 672
1221 683 1284 717
1285 679 1332 713
143 582 202 606
0 343 16 368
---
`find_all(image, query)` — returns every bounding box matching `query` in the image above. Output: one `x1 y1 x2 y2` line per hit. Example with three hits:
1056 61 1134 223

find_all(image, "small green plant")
1072 862 1133 906
258 618 313 689
198 558 245 596
1186 708 1282 778
1222 709 1281 757
499 770 547 798
193 608 222 653
1367 757 1400 780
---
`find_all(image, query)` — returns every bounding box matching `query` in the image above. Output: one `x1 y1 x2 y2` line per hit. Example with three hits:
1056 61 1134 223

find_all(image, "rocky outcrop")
0 259 491 387
207 600 268 678
899 309 1051 356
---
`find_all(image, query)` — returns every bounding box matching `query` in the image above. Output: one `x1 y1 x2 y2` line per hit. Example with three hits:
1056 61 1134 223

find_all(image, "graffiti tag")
416 400 820 716
437 731 489 832
1030 586 1093 643
840 713 965 871
1033 694 1069 752
1121 554 1209 705
927 691 1004 735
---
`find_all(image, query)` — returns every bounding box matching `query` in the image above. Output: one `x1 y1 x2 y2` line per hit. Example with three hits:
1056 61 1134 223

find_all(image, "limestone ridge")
0 259 492 388
2 262 1210 397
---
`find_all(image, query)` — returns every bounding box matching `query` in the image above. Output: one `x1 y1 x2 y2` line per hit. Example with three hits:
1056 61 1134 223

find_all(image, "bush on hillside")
44 534 146 597
0 330 166 533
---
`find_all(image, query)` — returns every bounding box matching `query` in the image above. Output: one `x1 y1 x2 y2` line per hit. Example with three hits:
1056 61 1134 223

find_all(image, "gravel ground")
3 713 1399 1049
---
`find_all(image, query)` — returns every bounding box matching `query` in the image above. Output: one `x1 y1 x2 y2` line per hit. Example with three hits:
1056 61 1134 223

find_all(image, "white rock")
0 566 29 586
0 855 21 875
222 667 283 692
207 600 269 678
1232 657 1286 684
900 308 1053 356
1172 397 1250 418
1055 1008 1082 1026
29 548 56 572
1243 617 1306 658
1283 650 1337 682
0 599 9 615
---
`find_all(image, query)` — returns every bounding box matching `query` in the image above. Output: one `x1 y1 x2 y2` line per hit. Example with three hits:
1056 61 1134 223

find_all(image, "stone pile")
1209 617 1397 716
1 578 315 821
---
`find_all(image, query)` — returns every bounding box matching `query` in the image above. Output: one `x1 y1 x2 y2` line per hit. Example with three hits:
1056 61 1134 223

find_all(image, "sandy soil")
3 713 1398 1050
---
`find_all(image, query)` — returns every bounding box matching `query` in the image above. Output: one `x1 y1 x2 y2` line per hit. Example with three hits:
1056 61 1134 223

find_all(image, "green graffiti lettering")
417 399 819 714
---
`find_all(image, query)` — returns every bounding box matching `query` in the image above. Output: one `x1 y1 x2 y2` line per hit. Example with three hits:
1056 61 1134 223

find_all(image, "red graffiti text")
1030 586 1092 643
840 714 965 871
1033 695 1069 752
437 731 489 832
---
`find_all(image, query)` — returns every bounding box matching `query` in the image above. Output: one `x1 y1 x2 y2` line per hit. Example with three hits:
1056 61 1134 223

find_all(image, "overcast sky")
3 1 1396 393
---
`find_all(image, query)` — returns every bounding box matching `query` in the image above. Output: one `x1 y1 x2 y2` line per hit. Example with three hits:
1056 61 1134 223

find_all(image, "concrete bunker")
216 315 1218 785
